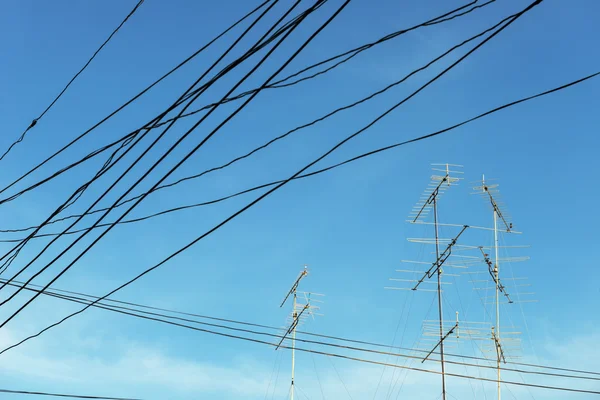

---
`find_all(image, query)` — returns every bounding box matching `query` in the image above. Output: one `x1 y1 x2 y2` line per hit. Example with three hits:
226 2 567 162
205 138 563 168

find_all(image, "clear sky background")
0 0 599 399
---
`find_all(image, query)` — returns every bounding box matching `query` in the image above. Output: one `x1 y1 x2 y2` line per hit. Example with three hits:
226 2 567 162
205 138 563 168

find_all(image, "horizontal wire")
0 387 142 400
2 278 598 382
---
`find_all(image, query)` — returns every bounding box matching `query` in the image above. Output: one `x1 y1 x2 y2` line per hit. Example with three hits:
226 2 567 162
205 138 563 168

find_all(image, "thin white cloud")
0 324 597 399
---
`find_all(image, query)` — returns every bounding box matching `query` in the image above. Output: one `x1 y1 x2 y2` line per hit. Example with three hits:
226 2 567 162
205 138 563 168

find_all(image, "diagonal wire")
0 0 271 197
0 0 493 204
0 0 145 162
0 0 347 339
0 387 143 400
312 353 326 399
1 0 527 334
0 0 288 291
0 2 501 226
328 356 354 400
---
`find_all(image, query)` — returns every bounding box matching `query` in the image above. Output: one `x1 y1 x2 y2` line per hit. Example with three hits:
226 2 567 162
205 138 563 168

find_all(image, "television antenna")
386 163 469 400
277 265 323 400
469 176 536 400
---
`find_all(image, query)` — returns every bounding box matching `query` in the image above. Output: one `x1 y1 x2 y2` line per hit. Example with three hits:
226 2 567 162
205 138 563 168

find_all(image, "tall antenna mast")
433 164 448 400
388 163 465 400
277 265 323 400
474 176 513 400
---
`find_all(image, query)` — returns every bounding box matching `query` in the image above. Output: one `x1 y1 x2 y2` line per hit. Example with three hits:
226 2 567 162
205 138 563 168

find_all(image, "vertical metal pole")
493 209 501 400
291 291 297 400
433 194 447 400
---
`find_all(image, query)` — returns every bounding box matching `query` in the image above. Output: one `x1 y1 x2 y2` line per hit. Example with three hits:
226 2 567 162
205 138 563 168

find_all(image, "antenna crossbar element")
277 267 323 400
280 267 309 308
410 221 522 234
473 179 512 232
410 166 462 223
412 226 469 290
492 327 507 364
421 322 459 363
479 247 513 304
276 304 310 350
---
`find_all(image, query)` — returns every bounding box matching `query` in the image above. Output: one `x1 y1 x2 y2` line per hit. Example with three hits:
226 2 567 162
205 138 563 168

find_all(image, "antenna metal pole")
494 204 501 400
482 174 502 400
433 193 447 400
291 290 296 400
278 266 311 400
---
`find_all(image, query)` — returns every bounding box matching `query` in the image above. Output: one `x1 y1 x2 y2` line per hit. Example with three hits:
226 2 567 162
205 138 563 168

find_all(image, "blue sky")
0 0 599 399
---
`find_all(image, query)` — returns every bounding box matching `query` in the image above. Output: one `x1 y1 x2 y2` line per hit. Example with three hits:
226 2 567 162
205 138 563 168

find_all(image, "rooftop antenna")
277 265 323 400
471 176 535 400
387 163 467 400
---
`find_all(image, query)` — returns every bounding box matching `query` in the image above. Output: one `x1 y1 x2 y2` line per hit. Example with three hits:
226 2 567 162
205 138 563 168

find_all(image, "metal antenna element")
412 225 469 290
280 265 309 308
422 320 459 363
492 327 507 364
277 266 323 400
479 247 513 304
388 164 468 400
410 164 462 223
472 175 512 232
470 175 534 400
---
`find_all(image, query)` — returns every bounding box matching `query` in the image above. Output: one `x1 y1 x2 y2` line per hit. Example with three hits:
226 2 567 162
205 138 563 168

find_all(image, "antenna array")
277 266 323 400
385 166 537 400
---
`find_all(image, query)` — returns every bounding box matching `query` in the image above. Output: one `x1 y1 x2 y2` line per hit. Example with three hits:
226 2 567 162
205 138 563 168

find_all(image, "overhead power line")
287 344 600 396
265 0 495 90
3 277 599 385
170 0 496 110
0 0 289 209
0 387 142 400
0 0 325 233
0 0 346 327
0 2 542 251
0 0 492 204
0 0 271 197
0 0 293 278
1 4 515 236
4 280 598 396
0 0 145 162
4 66 591 242
0 0 543 349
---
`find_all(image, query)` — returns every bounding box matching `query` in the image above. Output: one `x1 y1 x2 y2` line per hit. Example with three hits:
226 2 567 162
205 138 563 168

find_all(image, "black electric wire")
0 3 282 275
0 0 284 208
138 0 494 128
0 0 271 198
0 0 145 163
1 7 514 236
0 0 292 288
0 0 348 352
2 65 597 261
4 277 599 384
0 0 329 207
289 346 600 396
0 0 294 269
0 0 544 370
0 388 142 400
268 0 495 89
2 283 598 396
0 2 331 281
0 0 491 204
0 5 330 255
0 0 320 217
0 0 339 321
0 5 536 255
